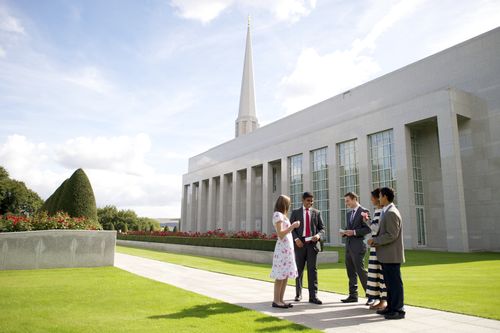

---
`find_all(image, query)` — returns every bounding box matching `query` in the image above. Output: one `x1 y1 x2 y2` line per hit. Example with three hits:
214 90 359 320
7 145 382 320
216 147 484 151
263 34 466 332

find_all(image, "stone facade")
181 28 500 252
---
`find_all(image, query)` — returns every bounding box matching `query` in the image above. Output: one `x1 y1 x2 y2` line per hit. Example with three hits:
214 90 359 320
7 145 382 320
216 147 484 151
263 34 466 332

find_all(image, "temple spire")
235 16 259 138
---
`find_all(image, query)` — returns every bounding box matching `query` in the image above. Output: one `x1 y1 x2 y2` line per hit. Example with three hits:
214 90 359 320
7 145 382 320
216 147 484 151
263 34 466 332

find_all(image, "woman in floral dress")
270 195 300 308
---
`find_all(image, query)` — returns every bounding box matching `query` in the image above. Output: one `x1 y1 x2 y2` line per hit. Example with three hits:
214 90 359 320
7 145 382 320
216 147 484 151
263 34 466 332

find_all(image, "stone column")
231 171 240 232
394 125 415 248
207 178 214 231
437 110 469 252
196 181 204 232
281 157 289 198
218 174 226 231
180 184 188 232
302 150 311 193
262 162 271 234
190 182 198 232
358 136 370 207
246 166 254 231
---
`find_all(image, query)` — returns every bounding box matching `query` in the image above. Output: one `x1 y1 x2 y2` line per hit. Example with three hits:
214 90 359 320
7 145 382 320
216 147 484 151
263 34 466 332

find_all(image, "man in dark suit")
368 187 405 320
340 192 371 303
291 192 326 304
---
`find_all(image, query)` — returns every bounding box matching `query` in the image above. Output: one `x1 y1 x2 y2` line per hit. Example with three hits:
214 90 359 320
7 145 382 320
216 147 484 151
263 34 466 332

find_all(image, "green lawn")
117 245 500 320
0 267 319 333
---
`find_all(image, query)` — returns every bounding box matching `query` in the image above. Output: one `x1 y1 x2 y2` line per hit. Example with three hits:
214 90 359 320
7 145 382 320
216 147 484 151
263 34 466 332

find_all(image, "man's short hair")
344 192 359 201
302 192 314 200
380 187 395 202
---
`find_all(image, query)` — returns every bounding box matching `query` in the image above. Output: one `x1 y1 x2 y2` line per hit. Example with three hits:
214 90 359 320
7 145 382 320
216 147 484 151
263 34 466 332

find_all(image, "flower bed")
118 229 278 252
0 211 102 232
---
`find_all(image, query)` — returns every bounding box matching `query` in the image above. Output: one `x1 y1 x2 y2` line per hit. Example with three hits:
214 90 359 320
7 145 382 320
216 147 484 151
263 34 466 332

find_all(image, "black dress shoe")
384 311 405 320
309 298 323 305
341 296 358 303
294 295 302 302
272 302 289 309
376 308 391 315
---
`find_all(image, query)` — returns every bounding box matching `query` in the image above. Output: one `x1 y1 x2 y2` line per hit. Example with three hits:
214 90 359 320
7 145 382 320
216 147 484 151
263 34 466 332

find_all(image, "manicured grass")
0 267 319 333
117 245 500 320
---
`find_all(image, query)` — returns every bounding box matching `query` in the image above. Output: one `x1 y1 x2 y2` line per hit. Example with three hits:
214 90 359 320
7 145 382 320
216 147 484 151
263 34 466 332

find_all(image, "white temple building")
181 26 500 252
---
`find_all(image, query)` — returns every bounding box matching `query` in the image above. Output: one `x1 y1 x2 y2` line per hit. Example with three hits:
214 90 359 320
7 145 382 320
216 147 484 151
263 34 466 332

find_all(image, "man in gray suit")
291 192 326 304
340 192 372 303
368 187 405 320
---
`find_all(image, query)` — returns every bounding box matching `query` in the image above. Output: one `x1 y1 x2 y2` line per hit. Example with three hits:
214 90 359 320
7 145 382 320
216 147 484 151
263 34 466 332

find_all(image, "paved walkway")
115 253 500 333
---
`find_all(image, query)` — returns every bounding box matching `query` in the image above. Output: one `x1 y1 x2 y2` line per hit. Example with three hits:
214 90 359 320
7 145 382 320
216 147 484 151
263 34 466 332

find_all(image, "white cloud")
258 0 316 23
169 0 316 24
279 48 380 113
0 6 25 34
0 135 61 199
278 0 423 114
170 0 233 24
0 46 5 58
0 135 182 217
55 134 153 176
351 0 424 54
423 0 500 55
63 66 113 94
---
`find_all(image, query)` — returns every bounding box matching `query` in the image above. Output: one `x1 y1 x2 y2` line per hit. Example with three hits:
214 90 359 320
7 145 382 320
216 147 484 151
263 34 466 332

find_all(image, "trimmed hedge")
41 169 97 221
118 234 277 252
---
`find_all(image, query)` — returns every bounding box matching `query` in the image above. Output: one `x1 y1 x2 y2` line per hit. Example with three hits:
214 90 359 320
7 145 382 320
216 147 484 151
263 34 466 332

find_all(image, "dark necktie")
349 209 356 227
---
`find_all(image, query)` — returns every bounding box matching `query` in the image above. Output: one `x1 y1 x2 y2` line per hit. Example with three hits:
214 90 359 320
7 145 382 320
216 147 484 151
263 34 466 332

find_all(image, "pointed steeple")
235 16 259 138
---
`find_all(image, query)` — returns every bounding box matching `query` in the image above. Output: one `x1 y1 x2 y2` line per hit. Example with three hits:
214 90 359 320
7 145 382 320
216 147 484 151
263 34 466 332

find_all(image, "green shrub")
117 234 277 252
40 169 97 221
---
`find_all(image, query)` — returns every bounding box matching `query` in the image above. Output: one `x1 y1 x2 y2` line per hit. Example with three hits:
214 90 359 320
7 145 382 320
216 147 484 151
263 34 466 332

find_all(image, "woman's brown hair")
274 195 291 215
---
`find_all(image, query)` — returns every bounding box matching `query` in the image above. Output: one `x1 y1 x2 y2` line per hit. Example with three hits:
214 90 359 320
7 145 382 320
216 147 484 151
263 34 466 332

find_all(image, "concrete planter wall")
0 230 116 270
117 239 339 264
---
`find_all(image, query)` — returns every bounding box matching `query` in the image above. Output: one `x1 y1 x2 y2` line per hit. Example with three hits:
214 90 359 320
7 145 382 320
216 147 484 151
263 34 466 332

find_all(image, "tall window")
369 130 397 198
411 132 427 246
338 140 359 233
311 147 329 242
289 154 303 210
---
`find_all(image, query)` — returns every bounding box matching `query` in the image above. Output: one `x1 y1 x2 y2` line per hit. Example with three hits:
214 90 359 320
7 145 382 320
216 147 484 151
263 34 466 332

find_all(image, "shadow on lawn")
148 302 247 319
148 302 314 331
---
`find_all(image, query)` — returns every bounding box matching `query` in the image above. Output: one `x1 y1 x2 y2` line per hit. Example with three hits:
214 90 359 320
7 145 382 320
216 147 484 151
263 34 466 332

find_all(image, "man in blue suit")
340 192 371 303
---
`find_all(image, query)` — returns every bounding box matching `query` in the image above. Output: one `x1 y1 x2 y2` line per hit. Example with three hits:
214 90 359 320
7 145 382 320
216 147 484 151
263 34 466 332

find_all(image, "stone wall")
0 230 116 270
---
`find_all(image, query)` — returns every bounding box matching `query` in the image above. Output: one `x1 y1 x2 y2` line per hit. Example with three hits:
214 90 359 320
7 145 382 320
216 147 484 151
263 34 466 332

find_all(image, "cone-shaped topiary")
41 169 97 221
41 179 67 214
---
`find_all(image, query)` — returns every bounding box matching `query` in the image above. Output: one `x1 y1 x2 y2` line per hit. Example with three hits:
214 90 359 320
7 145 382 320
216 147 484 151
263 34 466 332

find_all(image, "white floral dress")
270 212 298 280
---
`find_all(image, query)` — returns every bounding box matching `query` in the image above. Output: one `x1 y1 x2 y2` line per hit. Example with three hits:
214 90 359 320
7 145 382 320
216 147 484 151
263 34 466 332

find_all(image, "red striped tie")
305 208 311 237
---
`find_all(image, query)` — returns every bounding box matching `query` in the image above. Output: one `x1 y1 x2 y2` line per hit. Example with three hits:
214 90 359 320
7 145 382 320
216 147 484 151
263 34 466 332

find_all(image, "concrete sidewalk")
115 253 500 333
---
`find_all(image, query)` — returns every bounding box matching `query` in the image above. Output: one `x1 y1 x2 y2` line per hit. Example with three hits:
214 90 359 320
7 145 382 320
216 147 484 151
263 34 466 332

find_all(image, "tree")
97 205 119 230
96 205 160 232
41 168 98 221
0 166 44 216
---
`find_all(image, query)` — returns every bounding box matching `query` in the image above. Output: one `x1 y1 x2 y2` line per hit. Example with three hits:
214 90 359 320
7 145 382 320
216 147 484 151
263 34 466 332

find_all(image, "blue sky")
1 0 499 218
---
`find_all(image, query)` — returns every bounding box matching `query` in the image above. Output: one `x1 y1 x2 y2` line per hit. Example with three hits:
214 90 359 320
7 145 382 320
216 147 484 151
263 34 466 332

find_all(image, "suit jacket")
291 207 326 245
344 206 371 253
372 204 405 264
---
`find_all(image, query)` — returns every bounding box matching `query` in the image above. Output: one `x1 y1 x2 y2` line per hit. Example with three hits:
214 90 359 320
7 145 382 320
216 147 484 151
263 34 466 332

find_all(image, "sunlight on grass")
117 245 500 320
0 267 319 333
